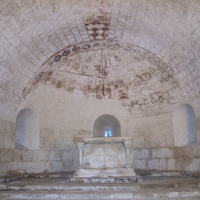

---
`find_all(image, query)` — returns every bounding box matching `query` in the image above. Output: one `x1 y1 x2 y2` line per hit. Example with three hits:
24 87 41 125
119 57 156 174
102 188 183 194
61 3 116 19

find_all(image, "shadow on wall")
15 108 40 150
173 104 197 147
93 114 121 137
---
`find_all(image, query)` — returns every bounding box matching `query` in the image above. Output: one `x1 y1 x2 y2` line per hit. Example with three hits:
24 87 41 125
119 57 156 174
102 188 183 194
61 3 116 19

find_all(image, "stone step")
0 178 199 191
0 188 200 199
0 182 140 191
0 172 73 183
0 170 197 184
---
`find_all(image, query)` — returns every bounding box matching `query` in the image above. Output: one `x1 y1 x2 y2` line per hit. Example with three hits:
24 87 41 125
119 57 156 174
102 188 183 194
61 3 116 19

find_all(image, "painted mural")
22 40 181 116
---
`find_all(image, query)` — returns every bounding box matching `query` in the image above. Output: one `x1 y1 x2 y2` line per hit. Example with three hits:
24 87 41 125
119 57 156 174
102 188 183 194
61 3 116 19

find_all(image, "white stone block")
167 159 175 170
98 172 108 178
49 150 62 161
133 149 150 159
187 158 200 171
152 148 173 158
147 159 160 170
12 150 23 162
83 143 125 168
38 150 49 161
74 168 136 177
132 137 145 148
23 151 33 161
1 149 12 162
133 159 146 169
159 159 167 170
51 161 63 172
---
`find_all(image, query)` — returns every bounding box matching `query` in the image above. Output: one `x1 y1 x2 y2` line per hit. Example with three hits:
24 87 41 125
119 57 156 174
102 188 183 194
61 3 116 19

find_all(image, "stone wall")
2 145 200 175
0 118 15 149
1 1 200 176
0 105 16 175
0 85 200 175
133 146 200 171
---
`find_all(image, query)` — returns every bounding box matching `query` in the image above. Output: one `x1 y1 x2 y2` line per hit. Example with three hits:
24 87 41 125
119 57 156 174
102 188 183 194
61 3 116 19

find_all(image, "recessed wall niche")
15 108 40 150
93 114 121 137
173 104 197 147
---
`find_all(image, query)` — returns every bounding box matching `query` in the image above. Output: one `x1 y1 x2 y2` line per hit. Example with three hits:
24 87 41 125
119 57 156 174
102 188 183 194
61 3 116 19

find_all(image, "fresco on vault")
22 40 180 116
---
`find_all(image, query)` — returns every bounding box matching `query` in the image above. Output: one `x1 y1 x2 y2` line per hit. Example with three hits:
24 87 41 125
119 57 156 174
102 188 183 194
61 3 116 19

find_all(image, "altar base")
73 137 136 178
74 168 136 178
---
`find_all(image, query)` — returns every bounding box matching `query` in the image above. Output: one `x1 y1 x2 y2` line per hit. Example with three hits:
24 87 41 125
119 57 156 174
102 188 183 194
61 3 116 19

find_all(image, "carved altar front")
73 137 136 177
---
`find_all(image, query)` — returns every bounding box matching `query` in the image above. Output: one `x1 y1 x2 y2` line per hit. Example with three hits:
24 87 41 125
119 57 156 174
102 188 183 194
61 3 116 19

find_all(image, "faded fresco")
22 40 181 116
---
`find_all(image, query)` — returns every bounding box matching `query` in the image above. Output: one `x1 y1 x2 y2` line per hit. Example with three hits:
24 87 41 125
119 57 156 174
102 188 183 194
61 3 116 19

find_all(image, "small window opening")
105 129 112 137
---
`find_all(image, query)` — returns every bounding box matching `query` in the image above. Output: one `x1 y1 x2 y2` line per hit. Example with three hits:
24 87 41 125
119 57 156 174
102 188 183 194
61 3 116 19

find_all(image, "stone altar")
73 137 136 177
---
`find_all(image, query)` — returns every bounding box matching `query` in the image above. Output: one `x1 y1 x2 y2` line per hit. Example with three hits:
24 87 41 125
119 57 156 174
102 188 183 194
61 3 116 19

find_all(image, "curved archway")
93 114 121 137
15 108 40 150
173 104 197 147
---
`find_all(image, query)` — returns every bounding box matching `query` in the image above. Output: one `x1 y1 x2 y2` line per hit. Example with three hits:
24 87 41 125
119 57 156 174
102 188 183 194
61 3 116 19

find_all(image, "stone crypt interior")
1 0 200 199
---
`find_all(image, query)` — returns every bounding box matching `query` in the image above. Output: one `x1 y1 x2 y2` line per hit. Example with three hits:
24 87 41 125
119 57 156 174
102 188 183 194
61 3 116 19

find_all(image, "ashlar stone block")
147 159 160 170
23 151 33 161
132 149 150 159
133 159 146 169
152 148 173 158
49 150 62 161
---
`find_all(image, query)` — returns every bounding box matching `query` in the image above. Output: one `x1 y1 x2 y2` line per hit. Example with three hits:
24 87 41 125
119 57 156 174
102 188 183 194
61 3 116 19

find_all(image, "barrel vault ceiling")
0 0 200 110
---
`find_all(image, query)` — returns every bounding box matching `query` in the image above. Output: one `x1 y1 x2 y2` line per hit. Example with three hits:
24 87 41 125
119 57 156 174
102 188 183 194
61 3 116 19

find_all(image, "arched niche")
93 114 121 137
173 104 197 147
15 108 40 150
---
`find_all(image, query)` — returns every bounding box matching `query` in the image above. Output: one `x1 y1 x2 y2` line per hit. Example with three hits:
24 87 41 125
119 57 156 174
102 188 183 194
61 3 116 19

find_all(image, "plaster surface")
0 0 200 177
0 0 200 108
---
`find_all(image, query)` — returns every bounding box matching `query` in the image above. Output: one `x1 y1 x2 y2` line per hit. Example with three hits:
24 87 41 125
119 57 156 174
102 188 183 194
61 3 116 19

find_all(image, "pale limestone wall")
0 118 15 150
1 0 200 176
0 85 200 175
0 119 15 176
0 0 200 107
0 103 16 175
133 145 200 171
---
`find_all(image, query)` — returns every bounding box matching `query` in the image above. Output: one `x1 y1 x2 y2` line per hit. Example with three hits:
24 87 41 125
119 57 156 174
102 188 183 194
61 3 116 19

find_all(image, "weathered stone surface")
49 150 62 161
73 137 134 144
0 171 199 200
152 148 173 159
0 0 200 177
133 149 150 159
74 168 136 177
98 172 108 179
0 178 5 183
133 160 146 169
83 142 126 168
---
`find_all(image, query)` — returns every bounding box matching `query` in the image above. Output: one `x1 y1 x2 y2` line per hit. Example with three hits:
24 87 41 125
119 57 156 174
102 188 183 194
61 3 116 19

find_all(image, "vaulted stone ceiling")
24 40 180 116
0 0 200 110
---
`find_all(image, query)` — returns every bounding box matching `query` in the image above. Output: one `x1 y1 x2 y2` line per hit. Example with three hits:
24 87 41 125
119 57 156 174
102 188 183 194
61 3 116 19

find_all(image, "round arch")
173 104 197 147
93 114 121 137
15 108 40 150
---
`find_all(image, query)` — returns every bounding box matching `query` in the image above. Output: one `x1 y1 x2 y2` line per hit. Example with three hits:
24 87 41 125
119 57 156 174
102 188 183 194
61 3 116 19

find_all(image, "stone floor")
0 170 200 199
